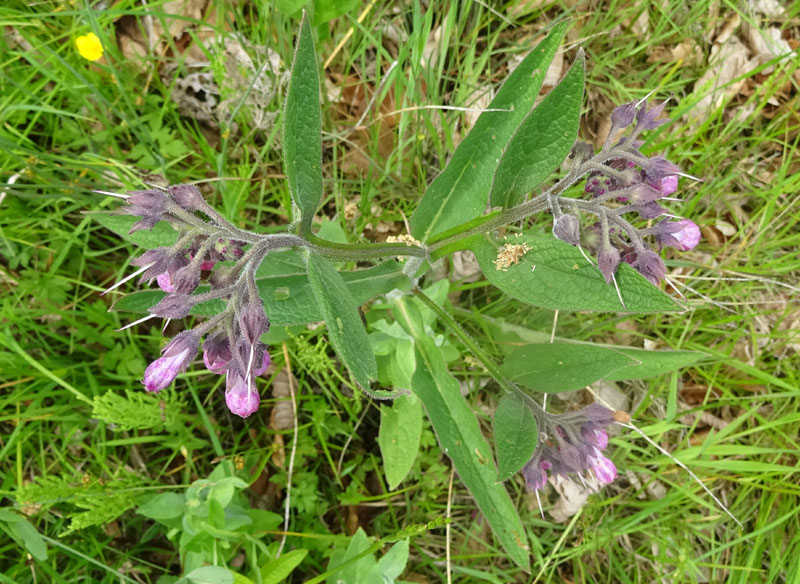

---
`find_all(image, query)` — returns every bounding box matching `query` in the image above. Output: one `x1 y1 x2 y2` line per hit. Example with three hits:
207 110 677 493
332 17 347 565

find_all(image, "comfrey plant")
95 18 716 568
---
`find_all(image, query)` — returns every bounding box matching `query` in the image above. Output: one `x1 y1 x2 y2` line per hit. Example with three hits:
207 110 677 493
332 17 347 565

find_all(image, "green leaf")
92 214 179 249
500 343 637 393
313 0 358 25
275 0 307 14
494 393 538 482
326 528 377 584
185 566 234 584
373 539 409 582
306 254 377 387
113 261 410 326
604 348 708 380
489 52 585 208
137 492 185 520
0 511 48 561
410 22 569 241
379 395 423 490
260 549 308 584
469 232 683 313
284 13 323 233
393 298 530 569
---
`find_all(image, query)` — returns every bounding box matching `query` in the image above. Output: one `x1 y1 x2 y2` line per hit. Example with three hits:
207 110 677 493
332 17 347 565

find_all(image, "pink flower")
589 449 617 484
655 219 701 251
142 332 198 392
156 271 175 293
225 373 260 418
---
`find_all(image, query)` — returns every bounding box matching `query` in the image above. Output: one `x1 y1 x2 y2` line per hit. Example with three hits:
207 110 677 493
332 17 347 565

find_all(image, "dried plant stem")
276 342 300 558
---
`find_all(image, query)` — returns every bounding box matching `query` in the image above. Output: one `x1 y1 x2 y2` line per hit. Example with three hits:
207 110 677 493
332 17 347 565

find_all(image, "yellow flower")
75 33 103 62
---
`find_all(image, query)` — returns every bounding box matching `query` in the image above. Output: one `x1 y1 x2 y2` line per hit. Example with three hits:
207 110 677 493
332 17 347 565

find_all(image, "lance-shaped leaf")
500 344 637 393
410 22 569 242
489 51 585 208
307 254 377 387
494 392 538 482
469 231 683 313
284 12 323 234
379 394 423 490
393 297 530 569
112 261 410 327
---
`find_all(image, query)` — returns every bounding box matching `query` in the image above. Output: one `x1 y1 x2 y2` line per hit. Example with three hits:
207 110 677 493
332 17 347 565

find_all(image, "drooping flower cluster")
550 99 701 287
104 184 272 418
521 403 625 494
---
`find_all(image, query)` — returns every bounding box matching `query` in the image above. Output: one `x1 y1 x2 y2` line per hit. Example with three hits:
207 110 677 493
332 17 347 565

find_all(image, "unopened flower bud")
150 294 194 319
633 250 666 284
597 245 620 285
168 184 204 211
238 303 270 345
553 214 581 246
611 100 637 128
171 264 201 295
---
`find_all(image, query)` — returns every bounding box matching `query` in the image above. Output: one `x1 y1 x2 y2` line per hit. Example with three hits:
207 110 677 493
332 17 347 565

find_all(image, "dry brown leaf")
748 0 786 18
450 250 482 282
548 474 602 522
690 36 752 119
671 39 704 67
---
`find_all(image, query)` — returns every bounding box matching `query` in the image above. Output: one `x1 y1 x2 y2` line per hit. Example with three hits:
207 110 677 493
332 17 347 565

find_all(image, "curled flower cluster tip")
521 403 623 496
107 184 274 418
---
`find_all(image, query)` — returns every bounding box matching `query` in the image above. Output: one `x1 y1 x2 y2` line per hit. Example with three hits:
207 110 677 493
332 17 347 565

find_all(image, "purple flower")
635 101 669 130
635 201 667 220
611 100 637 128
123 190 167 233
168 184 204 211
520 404 620 494
597 245 620 285
553 215 581 246
522 459 548 492
633 250 666 284
171 263 201 295
644 157 680 182
588 449 617 484
225 373 260 418
149 294 194 319
654 219 701 251
142 332 199 392
203 334 232 374
655 175 678 196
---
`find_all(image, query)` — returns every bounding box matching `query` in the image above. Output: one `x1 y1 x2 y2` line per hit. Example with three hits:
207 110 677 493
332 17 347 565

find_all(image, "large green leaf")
112 261 410 326
306 254 377 387
470 231 683 313
378 394 423 490
500 343 637 393
393 297 530 569
410 22 569 242
493 393 538 482
605 347 708 380
92 214 179 249
489 52 585 208
283 12 323 234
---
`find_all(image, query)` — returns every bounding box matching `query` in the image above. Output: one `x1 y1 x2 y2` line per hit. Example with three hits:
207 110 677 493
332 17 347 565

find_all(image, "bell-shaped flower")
225 372 260 418
142 332 199 392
